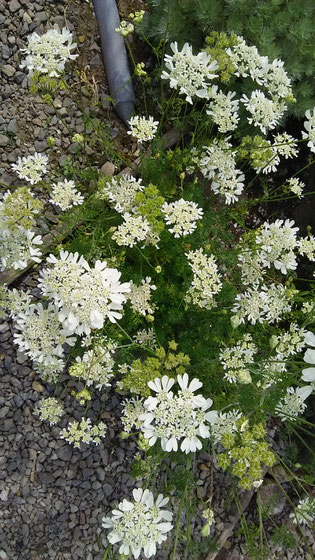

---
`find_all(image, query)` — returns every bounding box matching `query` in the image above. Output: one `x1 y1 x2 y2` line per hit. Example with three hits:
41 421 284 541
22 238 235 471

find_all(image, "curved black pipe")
92 0 136 124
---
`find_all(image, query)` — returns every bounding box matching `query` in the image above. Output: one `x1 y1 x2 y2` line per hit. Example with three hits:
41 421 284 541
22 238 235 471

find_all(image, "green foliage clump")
118 343 191 396
135 183 165 237
217 420 276 489
120 356 162 396
271 525 296 549
142 0 315 115
204 32 239 83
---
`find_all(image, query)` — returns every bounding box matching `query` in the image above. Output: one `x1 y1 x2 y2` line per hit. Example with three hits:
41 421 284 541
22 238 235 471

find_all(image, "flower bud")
231 315 240 329
269 335 278 349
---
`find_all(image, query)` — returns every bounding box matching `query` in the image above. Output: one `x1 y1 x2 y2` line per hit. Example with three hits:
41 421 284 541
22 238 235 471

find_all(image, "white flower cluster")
69 340 116 389
276 386 312 421
272 324 307 360
99 175 144 213
273 133 298 159
121 397 146 432
206 86 239 132
50 180 84 211
13 302 76 365
35 397 65 425
185 248 222 310
238 249 264 286
11 153 48 185
133 328 157 349
112 213 151 248
220 334 257 384
226 38 269 84
102 488 173 559
20 27 78 77
161 198 203 237
260 324 308 388
302 108 315 153
38 250 130 335
289 497 315 526
34 358 65 384
127 116 159 143
232 283 292 325
60 418 106 448
298 235 315 261
209 410 242 444
161 42 218 104
199 139 245 204
128 277 157 316
256 219 299 274
139 374 218 453
0 227 43 272
0 287 32 319
241 90 286 134
227 36 294 100
286 177 304 198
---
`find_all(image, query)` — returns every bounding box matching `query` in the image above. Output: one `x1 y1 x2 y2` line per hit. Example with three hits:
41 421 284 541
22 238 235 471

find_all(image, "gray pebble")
1 65 16 77
0 134 9 146
8 0 21 13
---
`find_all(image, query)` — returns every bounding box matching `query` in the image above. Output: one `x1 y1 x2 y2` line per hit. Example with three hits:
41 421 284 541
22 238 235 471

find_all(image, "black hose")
92 0 136 125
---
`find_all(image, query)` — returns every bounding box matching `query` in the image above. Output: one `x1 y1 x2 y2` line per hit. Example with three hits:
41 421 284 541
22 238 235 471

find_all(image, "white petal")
304 331 315 346
304 349 315 364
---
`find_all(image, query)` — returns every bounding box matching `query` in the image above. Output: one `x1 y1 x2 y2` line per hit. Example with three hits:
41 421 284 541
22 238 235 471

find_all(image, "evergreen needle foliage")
142 0 315 116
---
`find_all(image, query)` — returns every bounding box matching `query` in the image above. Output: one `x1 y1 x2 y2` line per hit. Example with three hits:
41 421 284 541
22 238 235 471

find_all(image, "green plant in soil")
2 7 315 560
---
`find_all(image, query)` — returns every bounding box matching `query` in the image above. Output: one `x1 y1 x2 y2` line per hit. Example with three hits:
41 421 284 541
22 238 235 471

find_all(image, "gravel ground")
0 1 314 559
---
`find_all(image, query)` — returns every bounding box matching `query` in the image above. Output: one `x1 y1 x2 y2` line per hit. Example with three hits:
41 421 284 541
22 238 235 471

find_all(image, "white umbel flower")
238 249 264 286
112 213 151 248
302 108 315 153
139 373 218 453
241 90 286 134
13 302 76 364
60 418 106 447
199 139 245 204
20 27 78 77
286 178 304 198
161 198 203 237
256 218 299 274
220 334 257 383
276 386 312 421
69 340 116 389
227 37 269 84
209 410 242 444
262 58 294 100
127 116 159 143
185 248 222 310
128 277 157 316
206 86 239 132
0 227 43 271
102 488 173 559
298 235 315 261
272 133 298 159
39 251 130 335
50 180 84 211
99 175 144 213
11 153 48 185
35 397 65 425
232 283 292 324
121 397 146 432
161 41 218 104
